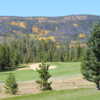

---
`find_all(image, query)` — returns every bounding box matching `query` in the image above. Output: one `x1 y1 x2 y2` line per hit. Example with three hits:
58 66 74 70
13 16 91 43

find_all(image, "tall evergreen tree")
81 23 100 90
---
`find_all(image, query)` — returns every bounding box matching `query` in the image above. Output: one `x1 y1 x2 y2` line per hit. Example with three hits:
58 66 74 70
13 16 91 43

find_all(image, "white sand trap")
17 63 56 71
30 63 56 71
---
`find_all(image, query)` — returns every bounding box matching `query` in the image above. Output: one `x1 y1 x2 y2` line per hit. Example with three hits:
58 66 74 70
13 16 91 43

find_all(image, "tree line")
0 35 86 71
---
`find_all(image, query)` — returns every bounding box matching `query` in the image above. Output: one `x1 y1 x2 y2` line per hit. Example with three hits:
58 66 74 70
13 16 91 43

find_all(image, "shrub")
4 73 18 94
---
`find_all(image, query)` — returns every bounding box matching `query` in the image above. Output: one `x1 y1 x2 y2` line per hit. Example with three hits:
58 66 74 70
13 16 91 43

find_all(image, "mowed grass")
2 88 100 100
0 62 81 82
50 62 81 79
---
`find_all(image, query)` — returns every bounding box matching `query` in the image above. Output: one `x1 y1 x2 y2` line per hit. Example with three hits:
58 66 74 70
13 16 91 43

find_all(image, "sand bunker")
18 63 56 71
30 63 56 71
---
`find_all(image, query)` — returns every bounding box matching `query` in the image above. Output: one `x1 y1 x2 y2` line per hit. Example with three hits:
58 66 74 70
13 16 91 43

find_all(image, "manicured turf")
1 88 100 100
0 62 81 82
50 62 81 79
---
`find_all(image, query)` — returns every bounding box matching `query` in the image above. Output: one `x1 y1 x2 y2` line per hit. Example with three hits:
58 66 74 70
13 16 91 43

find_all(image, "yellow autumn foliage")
32 26 49 34
34 17 48 21
73 24 80 27
69 40 87 48
10 21 27 28
38 36 55 41
79 33 86 38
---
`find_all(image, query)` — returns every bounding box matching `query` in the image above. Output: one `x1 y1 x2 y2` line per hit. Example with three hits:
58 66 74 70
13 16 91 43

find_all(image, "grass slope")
1 88 100 100
0 62 81 82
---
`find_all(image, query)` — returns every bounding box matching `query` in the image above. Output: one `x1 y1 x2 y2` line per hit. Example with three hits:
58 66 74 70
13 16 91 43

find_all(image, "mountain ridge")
0 15 100 42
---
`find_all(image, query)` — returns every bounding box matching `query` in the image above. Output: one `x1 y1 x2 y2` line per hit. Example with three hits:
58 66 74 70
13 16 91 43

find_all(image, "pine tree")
4 73 18 94
81 23 100 90
36 62 52 91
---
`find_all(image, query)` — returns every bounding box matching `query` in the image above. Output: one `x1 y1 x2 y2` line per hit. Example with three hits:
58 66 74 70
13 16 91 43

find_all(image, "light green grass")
1 88 100 100
0 62 81 82
50 62 81 79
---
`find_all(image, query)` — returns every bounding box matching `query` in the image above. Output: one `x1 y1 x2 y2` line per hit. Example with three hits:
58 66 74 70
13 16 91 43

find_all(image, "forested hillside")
0 15 100 42
0 15 100 71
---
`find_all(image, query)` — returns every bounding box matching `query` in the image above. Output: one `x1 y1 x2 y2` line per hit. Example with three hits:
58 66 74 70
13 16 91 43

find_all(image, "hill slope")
0 15 100 42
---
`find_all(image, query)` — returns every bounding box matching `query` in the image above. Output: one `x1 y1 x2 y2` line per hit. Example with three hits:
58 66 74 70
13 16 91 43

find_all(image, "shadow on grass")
0 65 28 72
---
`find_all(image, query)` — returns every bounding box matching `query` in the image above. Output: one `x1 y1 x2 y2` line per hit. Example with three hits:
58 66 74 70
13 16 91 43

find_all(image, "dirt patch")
52 77 94 90
0 76 95 99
